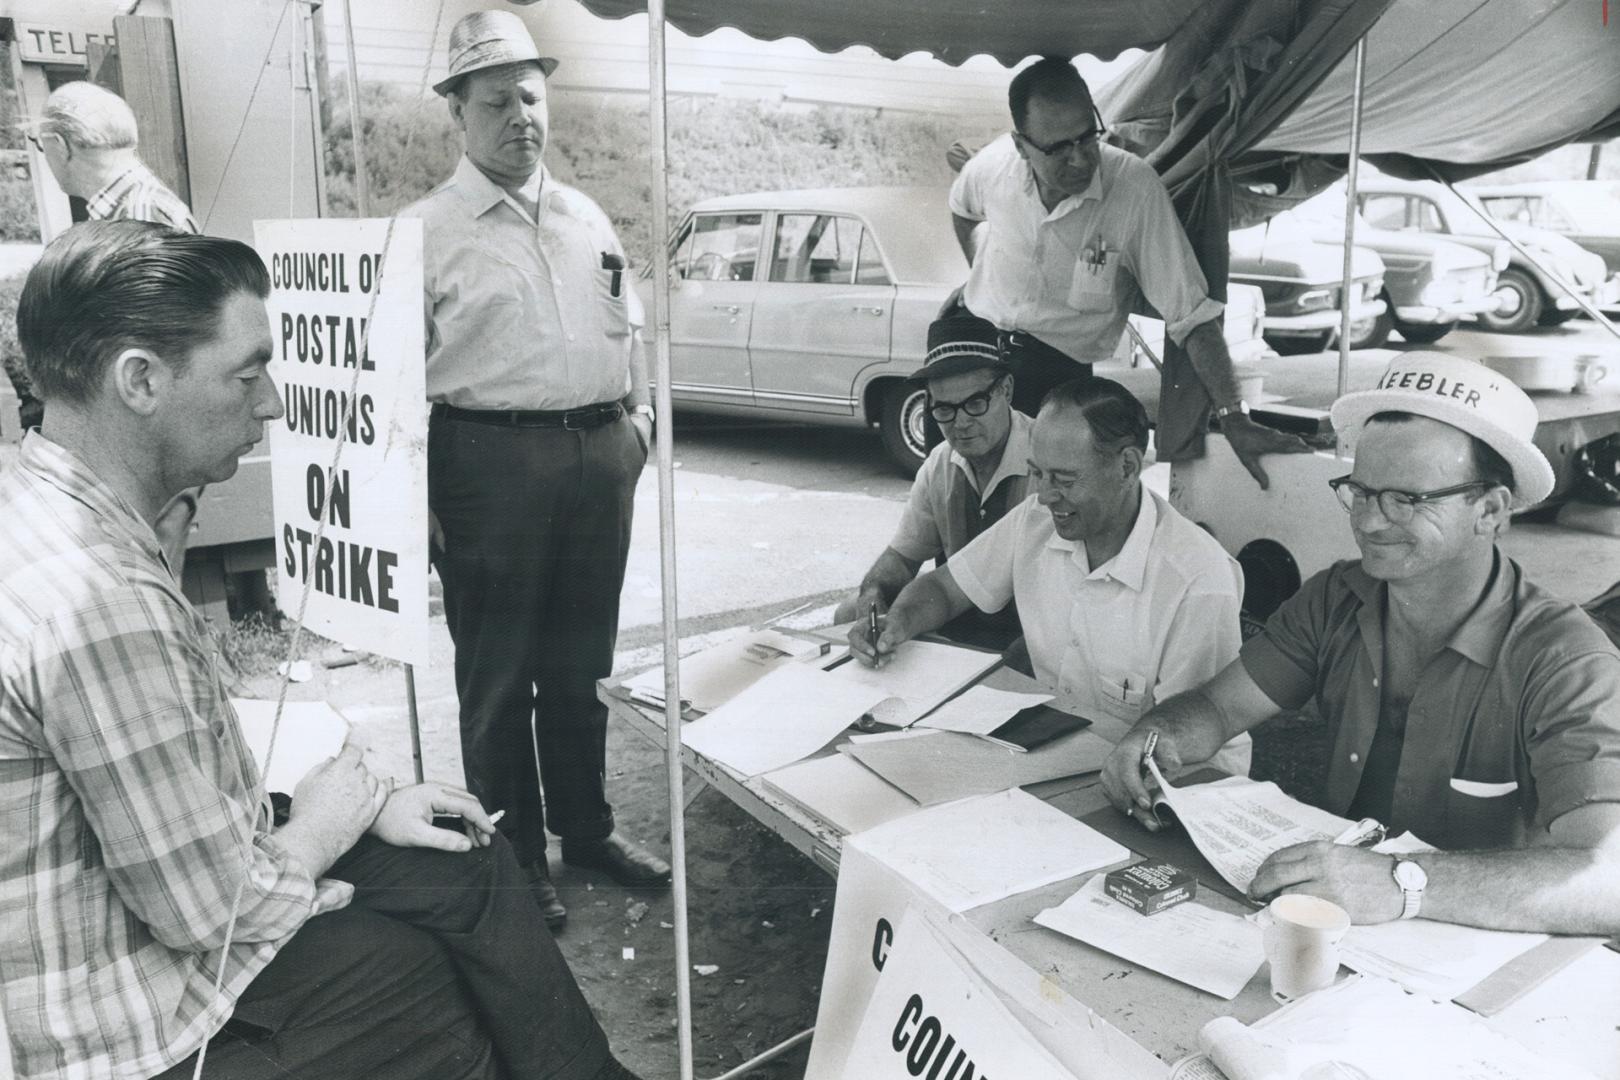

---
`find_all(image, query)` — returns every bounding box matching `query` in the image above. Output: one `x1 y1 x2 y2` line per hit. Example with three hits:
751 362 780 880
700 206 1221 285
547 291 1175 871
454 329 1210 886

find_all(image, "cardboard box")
1103 860 1196 916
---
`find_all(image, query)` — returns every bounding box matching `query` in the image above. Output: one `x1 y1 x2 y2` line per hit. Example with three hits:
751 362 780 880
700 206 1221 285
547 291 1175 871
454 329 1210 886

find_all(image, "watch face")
1394 860 1427 889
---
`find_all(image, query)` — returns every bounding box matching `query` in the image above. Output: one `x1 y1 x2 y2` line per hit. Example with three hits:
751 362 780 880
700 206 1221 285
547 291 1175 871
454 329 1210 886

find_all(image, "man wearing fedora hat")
1102 352 1620 935
402 10 667 932
834 313 1032 651
852 375 1252 778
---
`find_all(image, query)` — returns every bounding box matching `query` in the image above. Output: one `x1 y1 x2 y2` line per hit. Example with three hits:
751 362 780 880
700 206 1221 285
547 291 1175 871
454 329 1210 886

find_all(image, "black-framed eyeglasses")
928 375 1006 424
26 133 43 152
1327 475 1493 523
1016 104 1107 159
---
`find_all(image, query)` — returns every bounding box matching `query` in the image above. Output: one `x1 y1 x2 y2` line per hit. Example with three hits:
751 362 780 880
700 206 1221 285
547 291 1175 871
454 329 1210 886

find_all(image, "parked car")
1356 177 1617 332
1116 283 1272 369
643 187 1273 475
1468 180 1620 307
1278 185 1503 348
1228 221 1386 355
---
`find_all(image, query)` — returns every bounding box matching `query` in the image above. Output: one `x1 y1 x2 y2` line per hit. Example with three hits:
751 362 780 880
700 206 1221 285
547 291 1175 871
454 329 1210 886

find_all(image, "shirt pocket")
1067 250 1119 312
1444 775 1522 847
1093 670 1149 723
594 265 631 339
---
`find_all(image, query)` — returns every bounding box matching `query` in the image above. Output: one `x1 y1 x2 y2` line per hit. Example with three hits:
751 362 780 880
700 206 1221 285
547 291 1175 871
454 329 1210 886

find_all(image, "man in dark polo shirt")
1101 352 1620 935
834 315 1031 651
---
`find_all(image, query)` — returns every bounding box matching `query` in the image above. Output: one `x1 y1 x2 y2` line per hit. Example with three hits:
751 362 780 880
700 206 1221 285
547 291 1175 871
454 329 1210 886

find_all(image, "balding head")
36 81 138 151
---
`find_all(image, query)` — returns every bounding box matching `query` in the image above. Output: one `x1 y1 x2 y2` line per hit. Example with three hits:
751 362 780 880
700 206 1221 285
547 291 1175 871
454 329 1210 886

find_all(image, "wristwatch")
1211 399 1249 422
1392 858 1427 920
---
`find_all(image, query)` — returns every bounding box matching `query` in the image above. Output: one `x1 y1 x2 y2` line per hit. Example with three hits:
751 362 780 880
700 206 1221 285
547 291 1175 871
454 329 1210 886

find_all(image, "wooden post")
110 15 191 206
84 41 123 97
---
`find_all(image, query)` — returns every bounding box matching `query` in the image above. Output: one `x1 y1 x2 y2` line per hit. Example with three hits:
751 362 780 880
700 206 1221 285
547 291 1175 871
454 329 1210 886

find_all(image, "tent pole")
646 3 696 1079
1336 35 1368 403
339 0 370 217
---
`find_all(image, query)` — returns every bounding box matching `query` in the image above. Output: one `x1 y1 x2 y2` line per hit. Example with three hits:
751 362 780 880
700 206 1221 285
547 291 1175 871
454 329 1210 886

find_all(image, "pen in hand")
867 606 880 652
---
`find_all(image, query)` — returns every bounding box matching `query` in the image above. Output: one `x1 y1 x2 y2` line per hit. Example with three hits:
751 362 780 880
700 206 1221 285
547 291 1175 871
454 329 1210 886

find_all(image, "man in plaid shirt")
0 221 642 1080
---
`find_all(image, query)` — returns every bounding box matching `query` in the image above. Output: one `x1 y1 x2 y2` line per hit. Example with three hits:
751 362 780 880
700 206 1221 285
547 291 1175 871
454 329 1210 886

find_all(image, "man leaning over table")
834 313 1031 652
1101 352 1620 936
944 56 1307 488
401 10 669 933
850 376 1252 777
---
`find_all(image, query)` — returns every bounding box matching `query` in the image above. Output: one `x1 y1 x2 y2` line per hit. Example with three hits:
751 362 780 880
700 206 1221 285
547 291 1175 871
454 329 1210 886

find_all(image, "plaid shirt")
85 161 199 233
0 434 350 1080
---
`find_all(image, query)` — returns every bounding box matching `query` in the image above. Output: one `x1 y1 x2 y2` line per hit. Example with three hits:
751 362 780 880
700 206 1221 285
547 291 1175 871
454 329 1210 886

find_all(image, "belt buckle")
562 408 591 431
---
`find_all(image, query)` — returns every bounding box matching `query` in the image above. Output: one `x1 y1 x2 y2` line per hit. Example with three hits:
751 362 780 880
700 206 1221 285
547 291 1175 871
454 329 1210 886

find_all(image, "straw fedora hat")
1330 352 1555 508
433 10 558 97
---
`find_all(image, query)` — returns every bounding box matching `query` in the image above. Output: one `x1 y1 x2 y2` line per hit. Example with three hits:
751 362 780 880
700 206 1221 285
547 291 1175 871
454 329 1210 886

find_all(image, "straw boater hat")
908 314 1012 382
1330 352 1555 509
432 10 558 97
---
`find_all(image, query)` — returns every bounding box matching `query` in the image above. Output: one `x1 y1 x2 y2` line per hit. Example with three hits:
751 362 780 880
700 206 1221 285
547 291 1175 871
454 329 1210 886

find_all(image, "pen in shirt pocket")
601 252 624 298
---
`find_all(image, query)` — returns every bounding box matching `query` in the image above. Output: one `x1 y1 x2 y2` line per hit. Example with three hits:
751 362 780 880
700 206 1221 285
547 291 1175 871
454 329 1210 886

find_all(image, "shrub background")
322 84 1006 265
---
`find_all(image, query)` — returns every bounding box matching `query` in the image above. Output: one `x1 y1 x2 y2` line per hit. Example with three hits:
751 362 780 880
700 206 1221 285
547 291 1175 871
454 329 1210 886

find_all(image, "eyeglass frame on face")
1015 103 1107 159
1326 474 1497 523
927 373 1007 425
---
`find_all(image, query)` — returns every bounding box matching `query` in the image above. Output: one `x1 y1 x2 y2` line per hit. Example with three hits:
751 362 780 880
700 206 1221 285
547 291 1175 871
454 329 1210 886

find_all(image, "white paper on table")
914 684 1054 736
845 728 940 745
823 639 1000 726
1194 974 1600 1080
1035 876 1266 999
853 788 1130 912
1148 759 1355 894
680 663 888 777
624 627 827 712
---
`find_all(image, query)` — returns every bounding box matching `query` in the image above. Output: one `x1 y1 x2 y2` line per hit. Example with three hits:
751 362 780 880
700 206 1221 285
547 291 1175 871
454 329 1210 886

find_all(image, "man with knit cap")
402 10 668 933
835 313 1031 651
1102 353 1620 936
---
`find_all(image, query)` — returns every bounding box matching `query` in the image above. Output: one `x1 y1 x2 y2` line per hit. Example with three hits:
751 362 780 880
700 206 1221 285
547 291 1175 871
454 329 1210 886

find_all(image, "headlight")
1296 288 1335 312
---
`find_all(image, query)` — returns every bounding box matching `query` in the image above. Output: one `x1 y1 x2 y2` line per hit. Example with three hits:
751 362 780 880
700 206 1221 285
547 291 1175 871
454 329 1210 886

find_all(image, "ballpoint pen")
867 605 880 652
1331 817 1386 848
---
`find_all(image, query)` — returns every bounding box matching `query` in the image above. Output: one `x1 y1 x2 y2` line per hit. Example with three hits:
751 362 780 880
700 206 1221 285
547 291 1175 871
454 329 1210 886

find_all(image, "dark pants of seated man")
151 832 611 1080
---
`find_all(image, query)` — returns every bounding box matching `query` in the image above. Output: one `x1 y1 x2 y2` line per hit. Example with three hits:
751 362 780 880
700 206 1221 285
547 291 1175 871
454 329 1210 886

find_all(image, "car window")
1414 199 1445 233
1536 199 1574 231
1361 194 1409 231
1481 196 1533 226
771 213 868 284
853 227 892 286
682 213 763 282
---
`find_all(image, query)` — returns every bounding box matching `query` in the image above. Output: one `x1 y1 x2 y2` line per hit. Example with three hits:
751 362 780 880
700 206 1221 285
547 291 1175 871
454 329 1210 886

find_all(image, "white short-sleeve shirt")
949 135 1224 363
949 485 1251 772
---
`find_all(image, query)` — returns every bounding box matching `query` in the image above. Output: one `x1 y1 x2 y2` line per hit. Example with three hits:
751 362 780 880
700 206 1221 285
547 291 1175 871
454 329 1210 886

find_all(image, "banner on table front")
844 905 1080 1079
254 218 429 666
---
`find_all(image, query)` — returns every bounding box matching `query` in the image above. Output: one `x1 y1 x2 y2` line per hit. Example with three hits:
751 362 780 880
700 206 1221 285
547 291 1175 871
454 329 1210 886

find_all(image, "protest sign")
843 905 1080 1079
254 219 430 666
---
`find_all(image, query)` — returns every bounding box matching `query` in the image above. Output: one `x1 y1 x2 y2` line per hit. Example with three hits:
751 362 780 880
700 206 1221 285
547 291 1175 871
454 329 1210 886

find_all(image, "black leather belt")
997 329 1086 366
432 401 623 430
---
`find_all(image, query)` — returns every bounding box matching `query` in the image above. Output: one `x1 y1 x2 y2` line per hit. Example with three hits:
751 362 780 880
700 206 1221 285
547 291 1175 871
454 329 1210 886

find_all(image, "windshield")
1553 189 1620 234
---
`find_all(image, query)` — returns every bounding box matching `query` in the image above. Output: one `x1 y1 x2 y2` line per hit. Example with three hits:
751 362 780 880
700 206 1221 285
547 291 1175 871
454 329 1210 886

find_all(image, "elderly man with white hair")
30 80 198 233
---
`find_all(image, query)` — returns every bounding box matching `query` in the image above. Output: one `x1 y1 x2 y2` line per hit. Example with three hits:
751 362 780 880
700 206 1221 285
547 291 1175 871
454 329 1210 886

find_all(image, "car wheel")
878 382 927 478
1266 331 1331 356
1391 318 1454 344
1538 307 1580 327
1350 298 1392 350
1479 268 1543 333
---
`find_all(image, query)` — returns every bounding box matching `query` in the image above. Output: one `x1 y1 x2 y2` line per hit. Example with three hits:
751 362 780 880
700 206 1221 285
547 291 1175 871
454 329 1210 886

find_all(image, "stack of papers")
622 628 829 713
761 754 916 836
231 698 350 795
843 726 1116 806
1035 876 1265 999
822 640 1000 726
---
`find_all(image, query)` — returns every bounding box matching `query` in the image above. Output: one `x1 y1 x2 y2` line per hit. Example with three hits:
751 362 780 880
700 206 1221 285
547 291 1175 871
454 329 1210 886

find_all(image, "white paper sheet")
1148 760 1355 894
1194 974 1599 1080
1035 876 1266 999
824 640 1000 726
853 788 1130 912
624 628 827 712
231 698 350 795
1340 917 1549 1003
762 754 917 836
679 662 887 776
915 684 1054 736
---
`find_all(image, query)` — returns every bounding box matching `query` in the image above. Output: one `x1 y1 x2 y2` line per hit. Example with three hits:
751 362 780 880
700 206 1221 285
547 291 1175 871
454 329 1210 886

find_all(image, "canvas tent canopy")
578 0 1619 457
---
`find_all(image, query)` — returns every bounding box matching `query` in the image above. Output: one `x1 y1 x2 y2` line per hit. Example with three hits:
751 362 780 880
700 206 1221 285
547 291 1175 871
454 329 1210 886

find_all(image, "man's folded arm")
37 597 324 954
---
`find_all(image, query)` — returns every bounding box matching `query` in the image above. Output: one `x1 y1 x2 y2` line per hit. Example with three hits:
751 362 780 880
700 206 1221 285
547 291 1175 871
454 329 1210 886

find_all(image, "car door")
665 211 764 408
747 212 896 416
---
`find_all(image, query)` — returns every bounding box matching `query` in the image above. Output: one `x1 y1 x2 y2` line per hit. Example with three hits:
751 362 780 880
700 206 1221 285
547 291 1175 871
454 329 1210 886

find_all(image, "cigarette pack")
1103 860 1196 916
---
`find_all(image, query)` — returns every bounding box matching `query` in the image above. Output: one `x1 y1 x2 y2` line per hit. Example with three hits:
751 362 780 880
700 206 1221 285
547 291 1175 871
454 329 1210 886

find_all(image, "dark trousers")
152 834 611 1080
429 410 645 866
